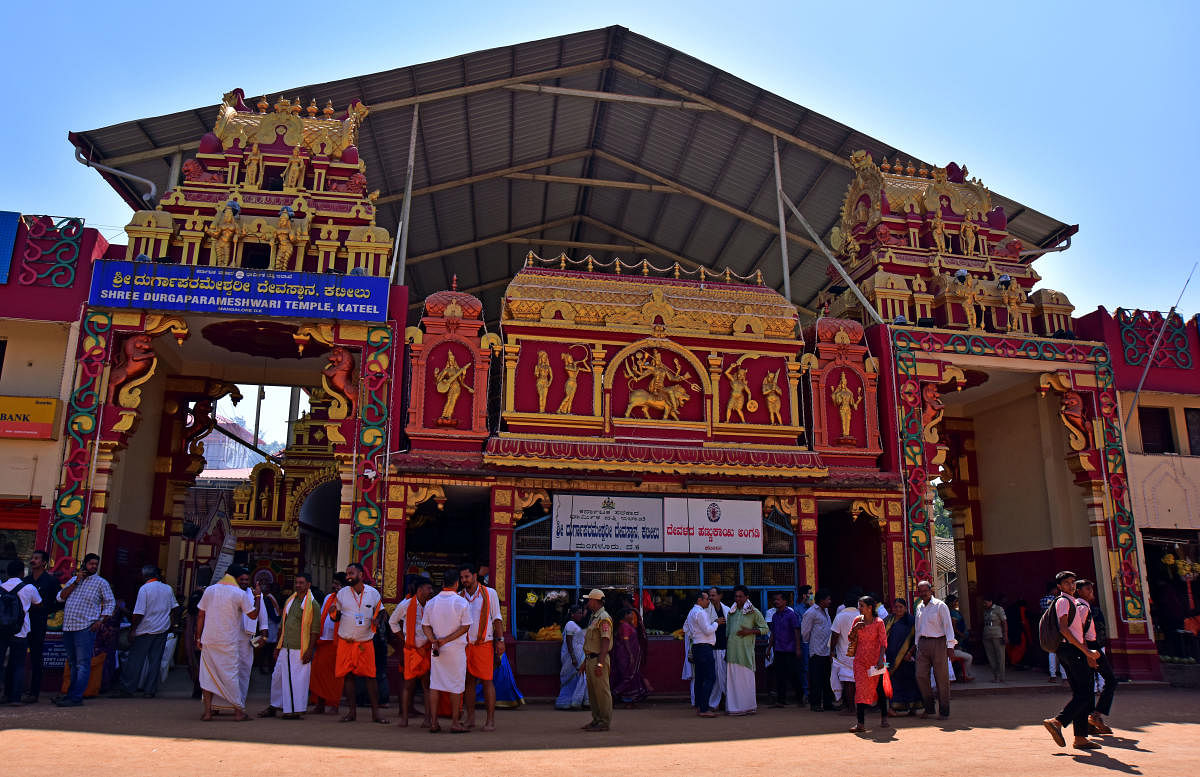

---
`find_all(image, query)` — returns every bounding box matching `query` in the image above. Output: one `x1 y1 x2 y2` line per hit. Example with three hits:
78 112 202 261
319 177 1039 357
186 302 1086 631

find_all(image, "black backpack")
0 581 29 637
1037 594 1092 653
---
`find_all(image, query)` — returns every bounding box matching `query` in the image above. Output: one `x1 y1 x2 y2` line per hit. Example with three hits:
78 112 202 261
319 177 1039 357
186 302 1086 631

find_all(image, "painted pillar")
490 485 516 634
381 478 407 603
883 497 908 605
795 495 818 588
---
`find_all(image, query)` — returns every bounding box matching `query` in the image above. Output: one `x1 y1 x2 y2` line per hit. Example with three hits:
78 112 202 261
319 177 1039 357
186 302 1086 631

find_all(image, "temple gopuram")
2 27 1186 695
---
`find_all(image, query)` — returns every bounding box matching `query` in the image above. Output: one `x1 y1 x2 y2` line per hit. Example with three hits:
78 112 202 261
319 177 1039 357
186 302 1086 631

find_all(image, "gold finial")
451 274 458 291
755 269 763 285
918 163 929 178
257 95 269 114
641 258 649 276
559 253 566 270
323 99 336 118
586 255 594 272
614 259 621 275
724 267 732 282
525 251 534 267
307 99 319 117
905 160 916 176
291 97 303 115
673 262 680 279
699 267 706 282
880 157 891 173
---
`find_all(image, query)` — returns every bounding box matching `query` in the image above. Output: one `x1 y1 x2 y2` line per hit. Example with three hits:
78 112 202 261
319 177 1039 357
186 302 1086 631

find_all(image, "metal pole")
772 136 792 306
252 384 264 458
778 188 885 326
1124 261 1197 430
286 386 301 447
167 151 183 199
392 105 420 286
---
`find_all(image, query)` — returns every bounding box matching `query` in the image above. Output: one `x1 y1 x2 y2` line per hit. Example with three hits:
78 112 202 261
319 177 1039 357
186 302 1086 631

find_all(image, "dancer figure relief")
434 350 473 425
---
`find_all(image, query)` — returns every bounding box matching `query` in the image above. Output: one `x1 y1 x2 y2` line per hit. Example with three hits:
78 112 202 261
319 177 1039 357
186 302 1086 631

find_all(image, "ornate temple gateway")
11 27 1169 690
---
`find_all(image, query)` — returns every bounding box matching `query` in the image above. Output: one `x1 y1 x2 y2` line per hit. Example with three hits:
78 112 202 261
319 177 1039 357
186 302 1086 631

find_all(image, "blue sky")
2 0 1197 317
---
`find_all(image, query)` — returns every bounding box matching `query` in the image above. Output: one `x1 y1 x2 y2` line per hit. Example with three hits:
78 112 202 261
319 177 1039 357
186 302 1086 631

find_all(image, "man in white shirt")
801 589 835 711
830 593 860 710
705 586 732 710
914 579 956 719
196 564 258 721
331 562 387 723
236 568 267 706
459 563 503 731
115 565 179 699
685 590 721 717
1 558 43 704
422 567 474 733
389 576 435 727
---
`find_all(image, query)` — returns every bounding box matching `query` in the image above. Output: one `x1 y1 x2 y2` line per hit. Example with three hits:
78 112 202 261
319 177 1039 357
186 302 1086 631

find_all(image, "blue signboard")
89 260 390 321
0 211 19 284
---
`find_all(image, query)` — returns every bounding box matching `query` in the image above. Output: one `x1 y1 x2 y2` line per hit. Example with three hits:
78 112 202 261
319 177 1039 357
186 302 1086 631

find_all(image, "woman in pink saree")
611 609 650 708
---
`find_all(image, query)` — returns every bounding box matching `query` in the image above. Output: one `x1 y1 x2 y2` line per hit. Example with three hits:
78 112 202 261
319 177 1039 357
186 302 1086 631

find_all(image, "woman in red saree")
610 609 650 708
849 595 889 734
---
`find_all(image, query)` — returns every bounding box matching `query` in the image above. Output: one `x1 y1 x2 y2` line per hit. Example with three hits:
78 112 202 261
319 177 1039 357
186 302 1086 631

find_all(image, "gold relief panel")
799 518 817 533
492 489 512 507
799 498 816 515
493 534 508 596
383 531 400 600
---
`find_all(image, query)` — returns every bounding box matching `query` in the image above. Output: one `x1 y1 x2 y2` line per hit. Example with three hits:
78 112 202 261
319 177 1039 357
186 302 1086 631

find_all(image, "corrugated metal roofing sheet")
70 25 1071 317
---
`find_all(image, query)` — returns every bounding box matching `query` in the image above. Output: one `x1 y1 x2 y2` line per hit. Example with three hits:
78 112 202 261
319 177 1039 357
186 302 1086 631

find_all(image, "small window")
1138 407 1176 454
1185 408 1200 456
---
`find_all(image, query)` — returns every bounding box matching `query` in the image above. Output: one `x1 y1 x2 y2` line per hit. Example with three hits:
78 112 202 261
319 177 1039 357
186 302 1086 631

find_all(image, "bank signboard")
0 396 60 439
550 494 762 555
88 260 390 322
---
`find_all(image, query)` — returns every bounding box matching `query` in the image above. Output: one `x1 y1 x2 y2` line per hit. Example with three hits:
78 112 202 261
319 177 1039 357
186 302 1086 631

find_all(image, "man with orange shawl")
308 572 345 713
331 562 388 724
388 576 435 727
258 572 321 719
459 563 503 731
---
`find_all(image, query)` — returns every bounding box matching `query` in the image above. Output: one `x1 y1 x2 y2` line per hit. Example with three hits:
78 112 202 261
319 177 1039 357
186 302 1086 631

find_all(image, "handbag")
881 667 894 699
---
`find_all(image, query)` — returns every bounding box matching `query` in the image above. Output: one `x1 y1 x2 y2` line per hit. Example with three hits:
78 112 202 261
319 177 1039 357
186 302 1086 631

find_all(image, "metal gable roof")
69 25 1071 321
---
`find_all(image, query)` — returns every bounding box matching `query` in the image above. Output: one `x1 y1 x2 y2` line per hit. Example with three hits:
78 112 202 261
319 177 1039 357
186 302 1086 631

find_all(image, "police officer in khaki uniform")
579 589 613 731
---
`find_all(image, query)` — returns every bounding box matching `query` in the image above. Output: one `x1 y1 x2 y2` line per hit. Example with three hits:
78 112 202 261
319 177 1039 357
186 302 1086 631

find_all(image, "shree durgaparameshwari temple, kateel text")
4 27 1198 694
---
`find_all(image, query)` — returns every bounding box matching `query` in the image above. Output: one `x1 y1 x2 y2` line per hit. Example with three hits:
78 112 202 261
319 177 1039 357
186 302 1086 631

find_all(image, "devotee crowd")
0 551 1119 750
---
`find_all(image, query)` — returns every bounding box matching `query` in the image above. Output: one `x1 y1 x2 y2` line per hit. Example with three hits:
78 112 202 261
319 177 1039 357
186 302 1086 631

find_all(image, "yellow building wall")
1121 390 1200 530
0 319 77 507
970 390 1089 555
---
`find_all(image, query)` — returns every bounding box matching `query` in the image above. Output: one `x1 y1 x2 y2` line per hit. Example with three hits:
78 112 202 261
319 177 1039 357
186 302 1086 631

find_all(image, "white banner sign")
551 495 665 552
664 498 764 555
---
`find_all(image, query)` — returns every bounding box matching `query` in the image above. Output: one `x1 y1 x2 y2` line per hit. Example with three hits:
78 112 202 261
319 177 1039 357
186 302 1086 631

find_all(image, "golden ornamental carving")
270 209 305 271
830 370 863 439
514 488 550 513
433 351 473 424
205 202 242 267
851 499 886 529
406 485 447 522
621 348 701 420
557 348 590 414
294 323 335 355
143 315 190 344
321 346 357 421
1039 372 1091 452
534 350 553 413
722 355 756 423
761 369 784 425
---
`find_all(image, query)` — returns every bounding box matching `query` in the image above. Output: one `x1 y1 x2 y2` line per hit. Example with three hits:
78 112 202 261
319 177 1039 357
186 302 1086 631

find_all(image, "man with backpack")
1 558 44 704
1075 579 1116 735
1040 570 1102 751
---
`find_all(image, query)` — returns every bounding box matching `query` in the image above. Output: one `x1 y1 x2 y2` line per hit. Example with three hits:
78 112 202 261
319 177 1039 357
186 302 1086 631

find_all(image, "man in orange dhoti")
460 563 503 732
388 576 435 727
308 572 345 714
332 563 388 724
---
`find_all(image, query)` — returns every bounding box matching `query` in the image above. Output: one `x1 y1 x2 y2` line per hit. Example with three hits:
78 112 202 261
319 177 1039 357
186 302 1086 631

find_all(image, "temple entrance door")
404 485 491 582
298 479 340 592
817 500 885 602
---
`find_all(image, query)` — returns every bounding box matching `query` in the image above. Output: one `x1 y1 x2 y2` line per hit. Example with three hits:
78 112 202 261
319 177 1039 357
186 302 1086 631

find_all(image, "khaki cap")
584 589 605 600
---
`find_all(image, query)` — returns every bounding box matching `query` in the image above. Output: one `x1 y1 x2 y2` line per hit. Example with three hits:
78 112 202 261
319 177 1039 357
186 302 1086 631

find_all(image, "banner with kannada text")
88 260 389 322
551 494 664 552
664 498 763 555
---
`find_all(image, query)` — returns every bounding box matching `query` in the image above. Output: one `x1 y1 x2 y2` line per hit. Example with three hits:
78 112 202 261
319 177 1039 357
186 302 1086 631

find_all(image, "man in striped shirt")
55 553 114 706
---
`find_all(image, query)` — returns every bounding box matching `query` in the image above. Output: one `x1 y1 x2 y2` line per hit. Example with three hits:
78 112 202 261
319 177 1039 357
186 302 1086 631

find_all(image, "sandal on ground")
1042 719 1066 747
849 724 869 733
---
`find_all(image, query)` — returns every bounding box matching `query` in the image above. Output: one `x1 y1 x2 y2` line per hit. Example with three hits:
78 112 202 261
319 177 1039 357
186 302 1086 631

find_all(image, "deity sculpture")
622 349 698 420
557 350 588 414
243 143 263 189
723 360 752 423
257 487 271 521
762 369 783 425
1002 285 1026 332
830 371 863 439
931 210 947 254
282 146 306 190
434 351 473 424
960 211 978 257
271 209 299 271
206 204 241 267
534 350 553 413
959 274 983 330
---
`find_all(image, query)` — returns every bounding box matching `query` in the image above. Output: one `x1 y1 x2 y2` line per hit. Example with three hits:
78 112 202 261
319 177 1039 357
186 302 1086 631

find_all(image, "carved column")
794 495 818 588
490 485 518 633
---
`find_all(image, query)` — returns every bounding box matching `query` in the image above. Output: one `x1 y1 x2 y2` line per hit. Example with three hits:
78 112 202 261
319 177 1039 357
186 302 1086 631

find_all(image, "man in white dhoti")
706 586 732 710
421 568 473 733
196 565 259 721
830 593 859 710
235 567 266 706
257 572 320 719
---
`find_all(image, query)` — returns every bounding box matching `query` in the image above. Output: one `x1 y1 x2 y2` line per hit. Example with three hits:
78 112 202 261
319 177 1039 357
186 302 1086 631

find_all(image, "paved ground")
2 683 1195 776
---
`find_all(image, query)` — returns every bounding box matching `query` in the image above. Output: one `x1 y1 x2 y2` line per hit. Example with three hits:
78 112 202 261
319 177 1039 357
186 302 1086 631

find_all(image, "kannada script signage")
0 396 60 439
551 495 664 552
664 498 763 555
550 495 762 555
89 260 389 322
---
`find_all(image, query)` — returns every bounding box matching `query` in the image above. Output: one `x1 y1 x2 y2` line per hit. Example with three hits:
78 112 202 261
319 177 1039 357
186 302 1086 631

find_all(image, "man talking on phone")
54 553 114 706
